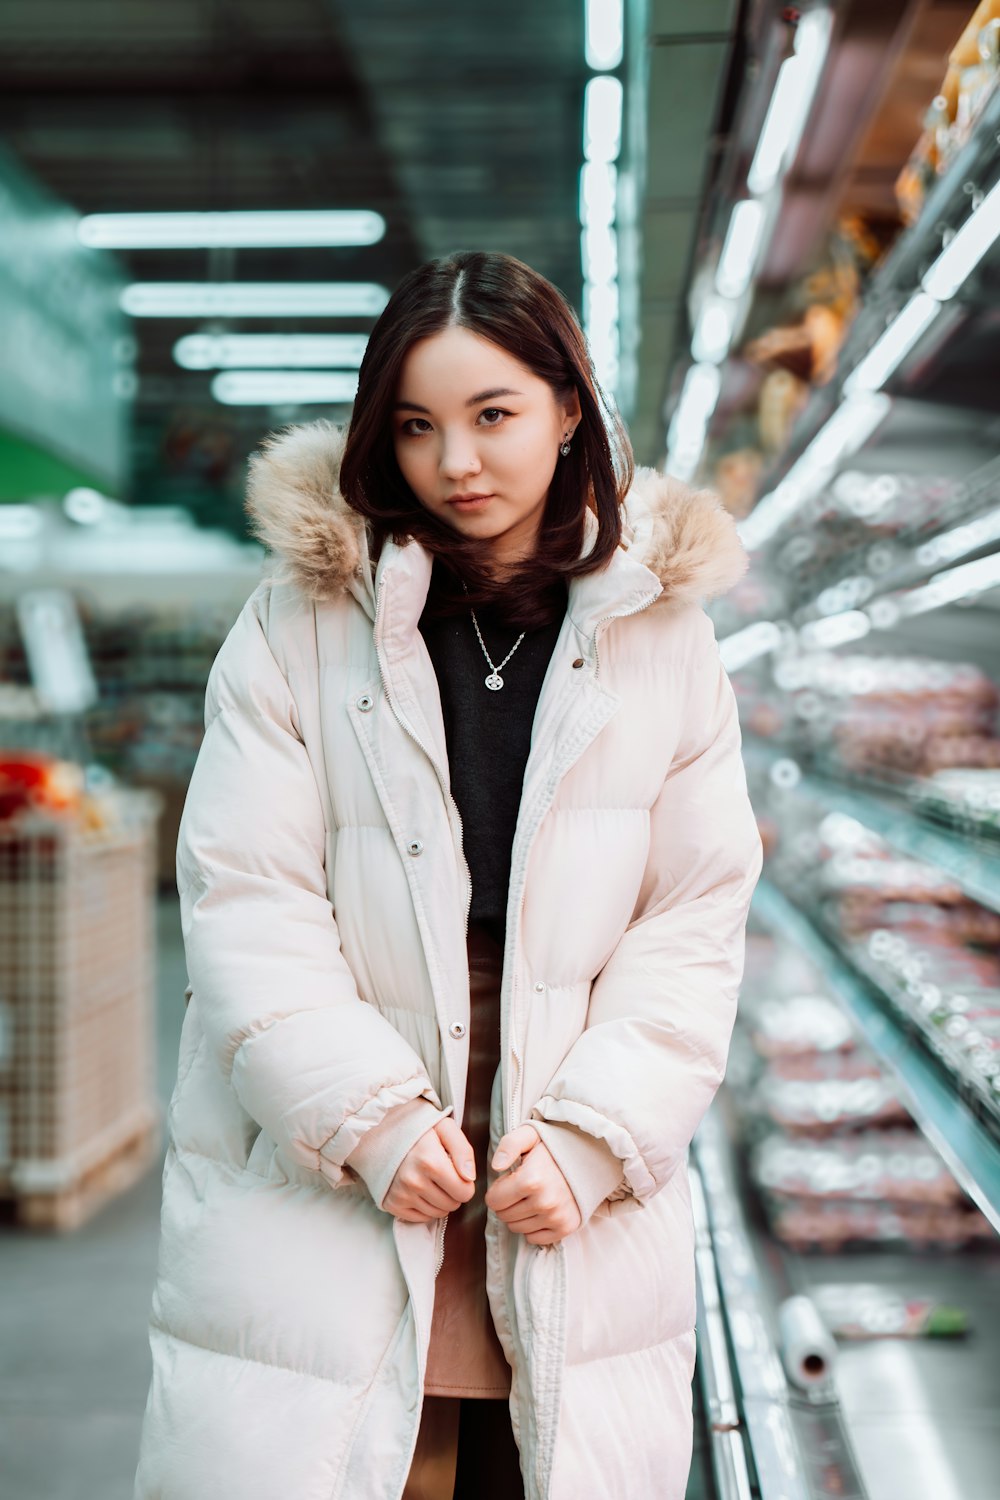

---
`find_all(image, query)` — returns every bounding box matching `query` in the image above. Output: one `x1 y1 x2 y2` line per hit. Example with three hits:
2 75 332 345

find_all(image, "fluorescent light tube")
585 0 624 70
79 210 385 249
843 292 941 393
691 295 738 365
747 8 832 196
666 362 721 481
719 620 783 673
174 333 369 370
211 371 360 406
121 283 389 317
581 224 619 286
915 503 1000 568
902 550 1000 615
922 178 1000 300
579 162 617 228
584 76 623 164
583 279 620 390
739 394 890 549
715 199 767 298
798 610 871 650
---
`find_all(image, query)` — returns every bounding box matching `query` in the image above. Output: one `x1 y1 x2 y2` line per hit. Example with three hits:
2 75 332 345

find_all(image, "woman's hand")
485 1124 582 1246
383 1117 476 1223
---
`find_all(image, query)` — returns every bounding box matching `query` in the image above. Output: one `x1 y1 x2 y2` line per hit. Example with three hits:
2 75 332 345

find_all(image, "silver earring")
559 436 572 457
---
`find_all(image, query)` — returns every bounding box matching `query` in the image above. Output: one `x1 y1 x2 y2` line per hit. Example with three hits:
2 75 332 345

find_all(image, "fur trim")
628 467 749 607
244 420 748 606
245 421 362 601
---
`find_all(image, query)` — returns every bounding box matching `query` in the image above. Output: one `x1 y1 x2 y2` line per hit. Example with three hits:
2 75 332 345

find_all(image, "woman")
133 251 762 1500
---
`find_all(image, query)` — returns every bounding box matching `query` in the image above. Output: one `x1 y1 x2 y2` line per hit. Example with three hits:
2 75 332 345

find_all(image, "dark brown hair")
339 250 633 628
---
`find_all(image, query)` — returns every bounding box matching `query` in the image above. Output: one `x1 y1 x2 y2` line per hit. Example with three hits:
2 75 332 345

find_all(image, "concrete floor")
0 893 712 1499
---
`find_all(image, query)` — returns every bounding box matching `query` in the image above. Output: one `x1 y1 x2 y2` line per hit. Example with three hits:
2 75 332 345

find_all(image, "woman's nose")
439 436 482 479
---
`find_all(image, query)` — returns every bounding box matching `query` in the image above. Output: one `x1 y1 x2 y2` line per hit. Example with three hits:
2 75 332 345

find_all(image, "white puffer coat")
133 421 762 1500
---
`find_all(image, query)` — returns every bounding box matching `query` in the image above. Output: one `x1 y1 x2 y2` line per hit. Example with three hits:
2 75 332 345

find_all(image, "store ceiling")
0 2 596 448
11 1 971 488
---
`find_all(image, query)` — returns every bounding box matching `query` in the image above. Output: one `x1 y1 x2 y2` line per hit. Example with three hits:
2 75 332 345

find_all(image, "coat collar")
245 419 748 636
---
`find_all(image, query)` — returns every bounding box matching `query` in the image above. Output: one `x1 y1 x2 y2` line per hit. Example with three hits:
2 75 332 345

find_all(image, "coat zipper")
591 588 662 680
501 589 663 1135
372 578 474 1282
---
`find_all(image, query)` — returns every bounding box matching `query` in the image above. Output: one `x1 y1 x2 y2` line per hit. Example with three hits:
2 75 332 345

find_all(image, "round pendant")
485 671 504 691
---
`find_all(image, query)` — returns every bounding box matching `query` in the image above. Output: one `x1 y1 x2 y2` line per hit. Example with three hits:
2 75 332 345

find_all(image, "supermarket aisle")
0 895 185 1500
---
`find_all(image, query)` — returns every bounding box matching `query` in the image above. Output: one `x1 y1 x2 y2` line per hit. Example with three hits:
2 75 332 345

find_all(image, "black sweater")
418 561 567 948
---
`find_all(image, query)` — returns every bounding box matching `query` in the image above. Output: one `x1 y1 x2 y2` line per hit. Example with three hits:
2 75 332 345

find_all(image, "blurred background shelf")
752 877 1000 1231
743 738 1000 911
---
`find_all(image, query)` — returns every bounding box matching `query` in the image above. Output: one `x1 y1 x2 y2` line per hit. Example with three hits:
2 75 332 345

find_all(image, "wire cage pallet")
0 793 162 1230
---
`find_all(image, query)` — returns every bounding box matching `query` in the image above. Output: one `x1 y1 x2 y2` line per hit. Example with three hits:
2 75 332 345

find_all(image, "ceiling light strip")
121 283 389 317
174 333 369 370
211 371 360 406
80 210 385 249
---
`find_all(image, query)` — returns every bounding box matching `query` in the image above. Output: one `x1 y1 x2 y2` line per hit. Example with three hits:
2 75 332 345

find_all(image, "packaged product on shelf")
895 1 1000 220
735 927 995 1251
772 651 1000 782
809 1283 969 1339
750 1131 993 1250
751 1054 910 1136
852 927 1000 1118
952 2 1000 147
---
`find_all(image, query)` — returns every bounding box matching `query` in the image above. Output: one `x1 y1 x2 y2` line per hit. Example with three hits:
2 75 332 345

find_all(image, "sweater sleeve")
177 586 450 1190
528 608 763 1213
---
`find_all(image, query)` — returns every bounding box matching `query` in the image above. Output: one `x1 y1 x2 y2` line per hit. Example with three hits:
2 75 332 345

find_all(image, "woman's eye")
400 418 431 436
478 407 510 426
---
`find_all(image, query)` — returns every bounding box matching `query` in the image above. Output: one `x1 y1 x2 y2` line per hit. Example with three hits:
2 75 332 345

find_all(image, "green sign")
0 143 132 497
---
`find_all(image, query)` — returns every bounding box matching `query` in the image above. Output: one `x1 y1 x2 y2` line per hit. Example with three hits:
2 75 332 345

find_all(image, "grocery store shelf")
692 1112 869 1500
868 84 1000 306
743 740 1000 913
752 878 1000 1235
704 1087 1000 1500
742 89 1000 553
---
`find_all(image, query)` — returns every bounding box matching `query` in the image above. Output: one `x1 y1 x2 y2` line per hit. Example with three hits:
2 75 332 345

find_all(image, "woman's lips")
448 494 494 511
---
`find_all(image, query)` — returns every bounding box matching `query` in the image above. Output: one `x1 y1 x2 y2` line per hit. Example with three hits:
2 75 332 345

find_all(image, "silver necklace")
461 580 525 691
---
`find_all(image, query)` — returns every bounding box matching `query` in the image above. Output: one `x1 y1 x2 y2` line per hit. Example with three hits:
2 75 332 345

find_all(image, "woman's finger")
434 1118 476 1182
485 1168 537 1213
419 1132 474 1202
501 1210 551 1233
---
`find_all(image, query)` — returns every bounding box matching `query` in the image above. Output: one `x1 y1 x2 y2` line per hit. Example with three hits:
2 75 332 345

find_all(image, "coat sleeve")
528 607 763 1213
176 586 451 1193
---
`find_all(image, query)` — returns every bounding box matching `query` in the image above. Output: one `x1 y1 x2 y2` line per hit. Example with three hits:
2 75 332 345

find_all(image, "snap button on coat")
572 657 585 668
357 693 374 711
448 1020 467 1039
406 839 424 856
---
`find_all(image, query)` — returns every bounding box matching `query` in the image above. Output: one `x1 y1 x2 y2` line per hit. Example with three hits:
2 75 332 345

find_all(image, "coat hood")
245 419 748 611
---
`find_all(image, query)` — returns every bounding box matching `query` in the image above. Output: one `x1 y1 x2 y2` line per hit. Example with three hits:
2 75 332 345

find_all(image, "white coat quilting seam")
563 1325 697 1370
148 1318 370 1389
328 1300 417 1500
548 804 648 814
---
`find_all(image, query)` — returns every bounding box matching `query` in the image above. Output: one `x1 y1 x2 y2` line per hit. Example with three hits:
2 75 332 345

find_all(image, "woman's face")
391 325 581 567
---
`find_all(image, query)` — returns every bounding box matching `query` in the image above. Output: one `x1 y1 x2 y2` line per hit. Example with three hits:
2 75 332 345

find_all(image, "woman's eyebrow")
392 387 523 413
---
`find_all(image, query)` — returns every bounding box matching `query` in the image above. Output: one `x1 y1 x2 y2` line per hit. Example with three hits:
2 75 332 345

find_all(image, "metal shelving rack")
745 86 1000 551
742 738 1000 914
691 1109 870 1500
752 877 1000 1235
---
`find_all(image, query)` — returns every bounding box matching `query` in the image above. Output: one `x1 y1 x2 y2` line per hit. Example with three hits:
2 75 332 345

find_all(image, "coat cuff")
531 1119 626 1225
344 1096 451 1210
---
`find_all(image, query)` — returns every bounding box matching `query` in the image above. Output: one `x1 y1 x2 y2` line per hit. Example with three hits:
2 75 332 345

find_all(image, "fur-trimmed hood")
245 419 748 611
